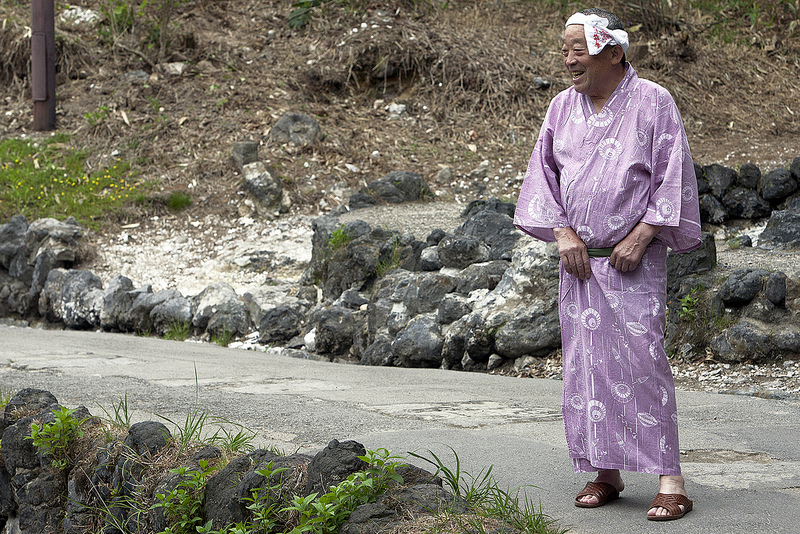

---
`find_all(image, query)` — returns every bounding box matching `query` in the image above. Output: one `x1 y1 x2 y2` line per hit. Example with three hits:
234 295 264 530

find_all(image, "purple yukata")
514 65 701 476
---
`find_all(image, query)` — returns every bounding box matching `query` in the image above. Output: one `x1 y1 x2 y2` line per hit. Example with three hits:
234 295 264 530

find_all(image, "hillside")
1 0 799 232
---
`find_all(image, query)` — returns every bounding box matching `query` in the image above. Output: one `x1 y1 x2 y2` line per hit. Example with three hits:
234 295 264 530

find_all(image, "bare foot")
576 469 625 506
648 475 689 518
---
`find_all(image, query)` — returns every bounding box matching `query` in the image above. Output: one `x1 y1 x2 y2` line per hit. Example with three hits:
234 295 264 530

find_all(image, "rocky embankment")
2 149 800 399
0 387 464 534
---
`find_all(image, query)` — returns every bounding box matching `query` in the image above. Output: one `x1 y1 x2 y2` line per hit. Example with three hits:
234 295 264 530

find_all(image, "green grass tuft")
0 134 153 228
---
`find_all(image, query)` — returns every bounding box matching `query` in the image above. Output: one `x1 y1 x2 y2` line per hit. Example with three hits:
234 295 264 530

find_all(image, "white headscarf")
565 12 629 56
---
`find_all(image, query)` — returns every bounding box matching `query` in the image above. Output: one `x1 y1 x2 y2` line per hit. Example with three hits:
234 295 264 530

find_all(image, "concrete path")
2 325 799 533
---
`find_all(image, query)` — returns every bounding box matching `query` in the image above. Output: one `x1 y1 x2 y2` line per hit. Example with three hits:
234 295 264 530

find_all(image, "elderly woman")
514 8 700 521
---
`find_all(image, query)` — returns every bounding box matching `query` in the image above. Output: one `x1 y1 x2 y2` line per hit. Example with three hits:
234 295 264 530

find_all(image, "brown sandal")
647 493 693 521
574 481 620 508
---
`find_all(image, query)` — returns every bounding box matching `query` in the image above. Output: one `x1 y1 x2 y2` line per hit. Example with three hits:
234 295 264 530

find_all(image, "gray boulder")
15 471 65 534
304 439 366 497
454 260 509 295
758 168 798 202
437 294 471 325
703 163 737 198
232 141 259 171
759 208 800 249
455 208 521 261
38 269 104 328
721 187 771 219
402 272 456 316
242 161 286 214
737 163 761 189
270 113 320 146
419 246 443 271
204 449 281 527
391 314 443 368
306 305 357 356
437 235 490 269
0 215 28 270
149 293 192 335
766 272 787 306
257 304 306 344
710 320 770 362
666 233 716 291
191 282 249 337
699 194 727 223
123 421 171 458
360 338 395 366
349 171 433 209
101 276 154 332
718 269 769 305
494 299 560 358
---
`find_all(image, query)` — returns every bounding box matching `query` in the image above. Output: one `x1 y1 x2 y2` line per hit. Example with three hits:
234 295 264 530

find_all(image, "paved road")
2 325 799 533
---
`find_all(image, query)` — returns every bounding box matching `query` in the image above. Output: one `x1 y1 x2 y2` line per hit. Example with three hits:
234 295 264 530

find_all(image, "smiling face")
562 24 625 108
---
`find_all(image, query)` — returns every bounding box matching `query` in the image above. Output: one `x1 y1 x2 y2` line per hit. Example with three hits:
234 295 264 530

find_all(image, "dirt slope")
1 0 799 234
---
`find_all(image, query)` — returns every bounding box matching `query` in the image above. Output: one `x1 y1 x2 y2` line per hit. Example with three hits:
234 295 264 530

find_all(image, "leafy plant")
207 420 258 454
327 225 352 252
152 459 214 534
288 0 325 29
85 105 111 126
281 448 405 534
0 388 11 411
27 406 89 469
678 286 702 320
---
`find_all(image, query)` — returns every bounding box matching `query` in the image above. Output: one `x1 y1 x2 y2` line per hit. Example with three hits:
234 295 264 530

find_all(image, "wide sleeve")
513 102 570 242
641 91 702 253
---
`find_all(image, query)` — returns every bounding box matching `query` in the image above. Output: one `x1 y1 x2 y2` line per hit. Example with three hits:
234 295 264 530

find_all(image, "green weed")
678 286 702 320
0 388 11 411
163 320 192 341
165 191 192 211
152 459 214 534
327 225 353 252
375 236 403 278
27 406 89 470
211 328 235 347
408 447 566 534
98 392 133 429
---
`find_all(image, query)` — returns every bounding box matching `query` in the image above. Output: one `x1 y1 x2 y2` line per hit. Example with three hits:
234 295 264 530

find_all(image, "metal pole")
32 0 56 131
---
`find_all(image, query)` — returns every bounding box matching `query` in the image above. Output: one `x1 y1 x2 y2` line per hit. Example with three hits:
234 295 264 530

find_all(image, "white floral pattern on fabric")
576 225 594 242
625 321 647 336
650 294 661 316
599 138 623 159
606 292 622 311
588 109 614 128
611 382 634 403
588 400 607 422
568 394 586 412
581 308 601 330
655 198 676 223
605 214 626 231
565 302 581 322
554 138 566 153
570 107 585 124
